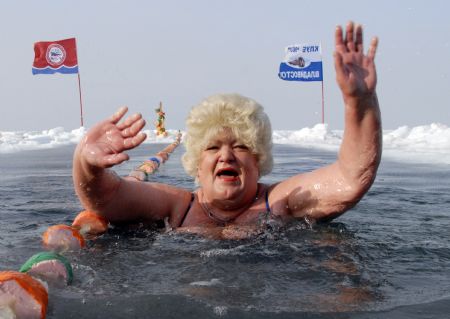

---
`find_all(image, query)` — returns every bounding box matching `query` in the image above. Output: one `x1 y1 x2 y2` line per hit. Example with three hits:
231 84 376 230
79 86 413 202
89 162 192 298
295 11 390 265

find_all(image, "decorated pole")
155 102 168 137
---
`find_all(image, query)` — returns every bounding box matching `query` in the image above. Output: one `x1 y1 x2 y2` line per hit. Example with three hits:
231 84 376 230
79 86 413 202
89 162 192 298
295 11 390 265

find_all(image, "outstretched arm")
73 107 192 225
73 107 147 217
273 22 382 221
334 21 382 202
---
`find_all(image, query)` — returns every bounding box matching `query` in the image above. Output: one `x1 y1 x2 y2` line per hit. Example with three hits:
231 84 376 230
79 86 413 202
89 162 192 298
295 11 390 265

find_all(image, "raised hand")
334 21 378 98
81 107 147 168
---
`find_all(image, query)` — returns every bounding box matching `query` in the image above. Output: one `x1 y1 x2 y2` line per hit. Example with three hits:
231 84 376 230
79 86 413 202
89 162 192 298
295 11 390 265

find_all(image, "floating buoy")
72 210 108 237
19 251 73 286
42 224 85 252
1 123 182 317
0 271 48 319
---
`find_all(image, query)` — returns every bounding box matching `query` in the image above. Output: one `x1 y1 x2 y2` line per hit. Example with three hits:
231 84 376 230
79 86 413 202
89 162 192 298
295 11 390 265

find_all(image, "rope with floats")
128 130 182 181
0 103 183 318
129 101 182 181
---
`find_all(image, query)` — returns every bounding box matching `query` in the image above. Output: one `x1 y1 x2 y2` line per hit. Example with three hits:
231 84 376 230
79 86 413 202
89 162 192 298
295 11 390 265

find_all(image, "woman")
73 22 381 236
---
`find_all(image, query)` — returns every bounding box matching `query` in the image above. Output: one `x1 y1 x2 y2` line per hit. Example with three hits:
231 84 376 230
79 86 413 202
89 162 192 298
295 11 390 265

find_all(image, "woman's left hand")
334 21 378 99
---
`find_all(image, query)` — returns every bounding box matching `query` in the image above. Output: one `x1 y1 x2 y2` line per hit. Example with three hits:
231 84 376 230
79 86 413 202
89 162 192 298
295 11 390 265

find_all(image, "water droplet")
213 306 228 316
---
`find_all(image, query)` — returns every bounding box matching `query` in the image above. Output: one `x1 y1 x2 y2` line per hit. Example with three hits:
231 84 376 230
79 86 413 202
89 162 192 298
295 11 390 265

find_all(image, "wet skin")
73 21 382 235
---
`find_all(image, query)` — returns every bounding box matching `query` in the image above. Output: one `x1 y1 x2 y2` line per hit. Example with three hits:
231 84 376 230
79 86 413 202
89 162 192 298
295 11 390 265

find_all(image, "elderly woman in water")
73 22 381 237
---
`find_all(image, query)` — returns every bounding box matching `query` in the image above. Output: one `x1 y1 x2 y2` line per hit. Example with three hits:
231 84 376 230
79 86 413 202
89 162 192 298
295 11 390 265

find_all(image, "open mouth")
216 168 239 180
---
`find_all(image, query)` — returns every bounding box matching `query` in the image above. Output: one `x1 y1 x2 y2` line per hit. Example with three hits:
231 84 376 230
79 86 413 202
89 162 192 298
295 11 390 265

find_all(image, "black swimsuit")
179 193 195 226
179 189 272 227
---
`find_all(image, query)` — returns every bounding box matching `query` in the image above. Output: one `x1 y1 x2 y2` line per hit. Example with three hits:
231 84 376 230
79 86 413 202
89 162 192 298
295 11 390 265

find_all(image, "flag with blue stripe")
278 44 323 82
32 38 78 75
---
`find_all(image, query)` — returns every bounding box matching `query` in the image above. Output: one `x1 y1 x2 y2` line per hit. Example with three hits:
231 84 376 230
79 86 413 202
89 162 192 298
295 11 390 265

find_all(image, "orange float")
42 224 85 252
72 210 108 237
0 271 48 319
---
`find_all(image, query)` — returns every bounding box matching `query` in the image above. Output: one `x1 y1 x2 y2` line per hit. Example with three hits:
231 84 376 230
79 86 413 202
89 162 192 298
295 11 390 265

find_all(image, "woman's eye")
234 145 249 150
206 145 219 151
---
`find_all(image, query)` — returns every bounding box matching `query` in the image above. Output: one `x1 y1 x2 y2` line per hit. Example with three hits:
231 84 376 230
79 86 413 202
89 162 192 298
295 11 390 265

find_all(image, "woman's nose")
218 146 235 162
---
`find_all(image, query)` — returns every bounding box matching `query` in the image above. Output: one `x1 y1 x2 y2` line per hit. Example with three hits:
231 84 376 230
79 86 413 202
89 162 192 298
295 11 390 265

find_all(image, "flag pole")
320 43 325 124
321 79 325 124
73 38 84 127
77 71 84 127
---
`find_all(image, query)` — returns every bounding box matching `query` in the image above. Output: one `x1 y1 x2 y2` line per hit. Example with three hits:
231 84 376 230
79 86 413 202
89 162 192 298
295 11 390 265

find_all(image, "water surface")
0 144 449 318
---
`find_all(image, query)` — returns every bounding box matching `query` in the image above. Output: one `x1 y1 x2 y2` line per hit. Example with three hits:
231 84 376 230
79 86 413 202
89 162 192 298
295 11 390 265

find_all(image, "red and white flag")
32 38 78 75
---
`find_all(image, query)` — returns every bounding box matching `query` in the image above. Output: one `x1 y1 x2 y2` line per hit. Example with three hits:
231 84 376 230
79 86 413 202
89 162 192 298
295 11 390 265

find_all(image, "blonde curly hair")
182 93 273 181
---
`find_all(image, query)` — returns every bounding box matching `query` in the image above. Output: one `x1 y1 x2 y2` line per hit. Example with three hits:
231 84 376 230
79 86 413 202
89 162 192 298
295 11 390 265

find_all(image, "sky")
0 0 449 131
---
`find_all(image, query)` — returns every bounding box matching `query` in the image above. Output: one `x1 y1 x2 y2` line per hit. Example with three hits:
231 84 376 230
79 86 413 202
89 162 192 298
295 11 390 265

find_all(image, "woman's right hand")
80 107 147 168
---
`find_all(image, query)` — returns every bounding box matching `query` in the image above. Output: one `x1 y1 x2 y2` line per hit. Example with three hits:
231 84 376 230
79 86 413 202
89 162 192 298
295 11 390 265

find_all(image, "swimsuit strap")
265 188 271 214
179 193 195 227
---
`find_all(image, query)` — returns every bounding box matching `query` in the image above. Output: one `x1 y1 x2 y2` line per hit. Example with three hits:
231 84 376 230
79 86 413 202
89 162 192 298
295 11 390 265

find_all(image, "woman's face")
197 128 259 208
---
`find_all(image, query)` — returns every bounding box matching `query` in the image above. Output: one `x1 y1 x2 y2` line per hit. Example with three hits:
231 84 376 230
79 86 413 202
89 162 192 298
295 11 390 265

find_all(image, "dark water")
1 145 449 318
